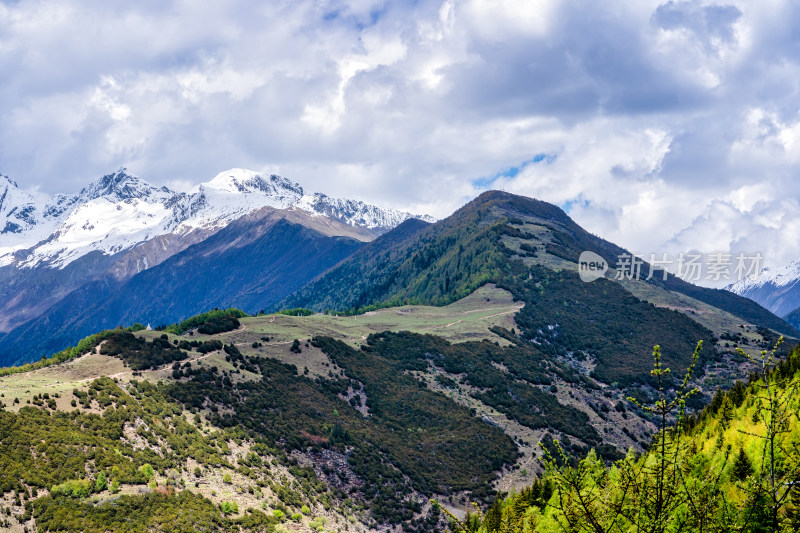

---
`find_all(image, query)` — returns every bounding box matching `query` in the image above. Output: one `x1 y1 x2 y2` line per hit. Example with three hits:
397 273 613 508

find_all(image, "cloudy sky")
2 0 799 276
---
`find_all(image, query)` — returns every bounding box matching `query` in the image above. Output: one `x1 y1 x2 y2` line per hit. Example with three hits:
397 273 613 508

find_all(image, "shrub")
165 308 248 335
198 315 241 335
139 464 155 479
100 332 188 370
51 479 93 499
95 472 107 492
220 501 239 515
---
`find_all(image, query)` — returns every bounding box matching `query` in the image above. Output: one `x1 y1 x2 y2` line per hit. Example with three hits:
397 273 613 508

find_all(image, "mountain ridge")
3 189 794 367
0 168 431 336
1 189 798 533
283 190 797 337
0 207 367 366
0 168 433 270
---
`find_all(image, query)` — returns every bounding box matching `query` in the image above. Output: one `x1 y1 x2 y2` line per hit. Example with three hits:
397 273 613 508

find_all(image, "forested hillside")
285 191 795 337
0 308 524 532
446 340 800 532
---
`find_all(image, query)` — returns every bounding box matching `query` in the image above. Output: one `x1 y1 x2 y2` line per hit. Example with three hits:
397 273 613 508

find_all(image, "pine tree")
737 337 800 531
721 396 734 429
732 448 753 481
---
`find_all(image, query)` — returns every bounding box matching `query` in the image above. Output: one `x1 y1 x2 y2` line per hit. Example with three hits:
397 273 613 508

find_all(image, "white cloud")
1 0 800 278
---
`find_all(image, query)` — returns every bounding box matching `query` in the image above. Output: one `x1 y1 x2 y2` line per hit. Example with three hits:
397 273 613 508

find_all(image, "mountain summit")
80 169 173 202
203 168 303 198
0 174 41 235
0 168 431 269
727 258 800 327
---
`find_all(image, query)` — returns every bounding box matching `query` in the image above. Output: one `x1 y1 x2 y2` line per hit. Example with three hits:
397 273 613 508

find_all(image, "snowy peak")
0 168 432 269
79 169 172 203
205 168 303 199
18 172 181 268
0 174 20 190
179 170 305 231
190 169 431 232
726 258 800 318
728 259 800 294
190 169 304 218
0 174 42 235
296 193 434 230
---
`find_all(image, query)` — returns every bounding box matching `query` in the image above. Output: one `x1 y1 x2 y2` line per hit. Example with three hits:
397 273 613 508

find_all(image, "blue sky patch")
473 153 556 189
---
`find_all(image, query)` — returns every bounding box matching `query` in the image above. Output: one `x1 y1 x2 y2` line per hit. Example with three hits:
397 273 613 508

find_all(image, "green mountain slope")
1 190 797 533
284 191 795 335
281 199 506 312
0 377 290 533
0 308 524 532
457 341 800 532
284 190 793 387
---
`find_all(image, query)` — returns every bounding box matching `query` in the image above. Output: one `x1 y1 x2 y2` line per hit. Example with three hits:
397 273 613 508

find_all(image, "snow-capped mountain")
727 259 800 318
728 260 800 294
0 175 40 234
0 175 59 259
295 193 424 230
0 168 432 269
188 169 425 231
16 173 180 268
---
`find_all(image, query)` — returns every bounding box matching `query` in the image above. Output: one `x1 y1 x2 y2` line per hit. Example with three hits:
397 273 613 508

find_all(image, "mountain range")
1 185 798 532
0 168 429 269
0 169 431 364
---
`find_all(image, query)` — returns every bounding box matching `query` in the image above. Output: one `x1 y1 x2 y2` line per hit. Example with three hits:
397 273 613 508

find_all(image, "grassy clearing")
248 283 520 345
0 284 519 411
0 351 126 411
